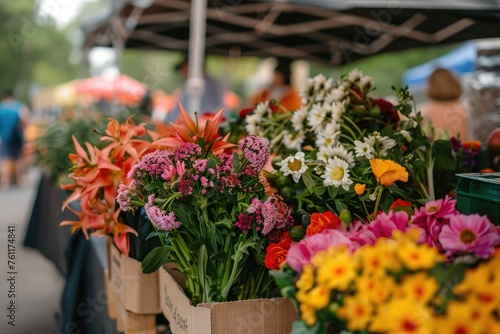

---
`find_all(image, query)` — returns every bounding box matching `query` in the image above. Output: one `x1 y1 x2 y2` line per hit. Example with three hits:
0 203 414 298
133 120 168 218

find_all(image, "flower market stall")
41 1 500 333
53 65 500 334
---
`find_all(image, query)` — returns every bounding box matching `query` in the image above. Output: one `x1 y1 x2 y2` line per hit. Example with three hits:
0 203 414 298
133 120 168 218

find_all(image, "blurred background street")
0 167 63 334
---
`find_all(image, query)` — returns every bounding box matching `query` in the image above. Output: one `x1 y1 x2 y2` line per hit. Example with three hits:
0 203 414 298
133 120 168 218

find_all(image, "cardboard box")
107 240 161 314
159 267 298 334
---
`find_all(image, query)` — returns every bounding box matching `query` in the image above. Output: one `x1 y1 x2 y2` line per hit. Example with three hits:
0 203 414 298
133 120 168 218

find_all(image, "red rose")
239 108 254 118
306 211 340 236
372 98 399 122
264 243 289 270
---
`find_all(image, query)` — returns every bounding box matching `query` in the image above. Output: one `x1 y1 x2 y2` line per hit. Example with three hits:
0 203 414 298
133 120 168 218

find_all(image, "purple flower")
439 214 500 259
248 195 292 242
128 149 173 179
174 143 202 161
116 182 135 211
144 195 181 231
240 134 270 173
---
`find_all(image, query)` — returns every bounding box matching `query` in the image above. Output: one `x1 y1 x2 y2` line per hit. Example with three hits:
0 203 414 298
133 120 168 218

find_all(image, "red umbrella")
76 74 147 105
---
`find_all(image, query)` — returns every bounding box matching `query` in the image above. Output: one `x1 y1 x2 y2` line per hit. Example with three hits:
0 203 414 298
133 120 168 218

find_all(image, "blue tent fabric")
403 42 477 88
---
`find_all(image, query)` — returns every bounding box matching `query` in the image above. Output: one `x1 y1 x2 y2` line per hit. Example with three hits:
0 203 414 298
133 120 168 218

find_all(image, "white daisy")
321 157 353 191
315 127 340 149
331 144 355 167
283 130 305 152
317 145 334 163
307 104 327 133
354 140 375 160
254 101 270 117
299 77 315 105
330 100 346 123
245 113 263 136
277 152 308 183
345 68 364 83
291 107 308 132
325 86 347 103
359 75 374 90
379 136 397 157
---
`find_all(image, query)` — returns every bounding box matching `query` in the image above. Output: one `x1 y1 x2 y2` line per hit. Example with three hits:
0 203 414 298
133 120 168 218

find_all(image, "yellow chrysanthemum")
337 295 373 331
356 273 395 304
397 242 439 271
434 302 485 334
306 285 331 310
398 273 438 304
316 251 356 291
370 298 433 334
359 244 390 275
300 303 317 327
296 264 315 292
453 262 493 296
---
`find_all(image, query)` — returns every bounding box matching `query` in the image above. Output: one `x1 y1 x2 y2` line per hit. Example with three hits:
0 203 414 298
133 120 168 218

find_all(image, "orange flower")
153 103 236 155
306 211 340 236
354 183 366 195
370 158 408 186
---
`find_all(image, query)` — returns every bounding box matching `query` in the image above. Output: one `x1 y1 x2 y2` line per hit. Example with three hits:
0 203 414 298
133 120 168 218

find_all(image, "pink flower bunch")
412 196 458 249
245 194 293 242
144 195 181 231
283 197 500 270
240 134 270 174
286 229 355 272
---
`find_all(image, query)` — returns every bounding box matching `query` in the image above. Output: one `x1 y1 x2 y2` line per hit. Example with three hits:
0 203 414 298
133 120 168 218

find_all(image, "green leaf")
290 320 324 334
410 135 430 150
433 140 456 172
327 186 339 199
232 152 239 171
141 246 170 274
302 171 316 194
198 244 208 293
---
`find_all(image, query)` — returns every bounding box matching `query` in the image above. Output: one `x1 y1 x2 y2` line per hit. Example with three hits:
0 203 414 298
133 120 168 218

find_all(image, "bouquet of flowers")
270 196 500 333
117 105 293 305
59 116 159 255
245 69 458 220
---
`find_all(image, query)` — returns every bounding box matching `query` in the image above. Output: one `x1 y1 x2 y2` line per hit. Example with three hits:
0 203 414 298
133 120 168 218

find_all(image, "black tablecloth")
24 173 73 275
23 174 120 333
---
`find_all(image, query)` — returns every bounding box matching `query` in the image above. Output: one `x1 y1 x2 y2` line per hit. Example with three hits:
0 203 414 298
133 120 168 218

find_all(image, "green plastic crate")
456 173 500 225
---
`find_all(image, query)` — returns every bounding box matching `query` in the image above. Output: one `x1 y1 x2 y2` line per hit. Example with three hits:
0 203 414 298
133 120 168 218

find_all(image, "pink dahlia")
439 214 500 259
285 229 354 272
412 196 459 248
368 211 409 239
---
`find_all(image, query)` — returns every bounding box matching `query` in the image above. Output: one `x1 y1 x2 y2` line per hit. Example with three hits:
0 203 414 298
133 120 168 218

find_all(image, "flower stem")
372 185 384 218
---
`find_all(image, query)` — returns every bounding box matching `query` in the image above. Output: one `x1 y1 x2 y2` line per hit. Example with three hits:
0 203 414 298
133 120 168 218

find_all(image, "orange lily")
61 117 157 256
154 102 236 154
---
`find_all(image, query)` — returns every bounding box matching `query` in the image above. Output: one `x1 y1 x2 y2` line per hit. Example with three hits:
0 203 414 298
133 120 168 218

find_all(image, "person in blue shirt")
0 89 29 189
167 54 226 123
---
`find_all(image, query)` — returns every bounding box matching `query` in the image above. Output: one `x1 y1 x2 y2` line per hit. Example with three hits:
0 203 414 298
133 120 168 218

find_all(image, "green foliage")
33 111 106 183
0 2 76 102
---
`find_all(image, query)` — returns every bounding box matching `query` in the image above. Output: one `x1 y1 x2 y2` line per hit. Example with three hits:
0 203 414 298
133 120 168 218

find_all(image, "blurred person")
168 54 226 123
250 58 301 113
419 68 470 141
0 89 30 188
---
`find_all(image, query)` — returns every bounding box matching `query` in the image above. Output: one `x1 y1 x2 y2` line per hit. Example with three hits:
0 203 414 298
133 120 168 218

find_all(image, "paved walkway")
0 168 64 334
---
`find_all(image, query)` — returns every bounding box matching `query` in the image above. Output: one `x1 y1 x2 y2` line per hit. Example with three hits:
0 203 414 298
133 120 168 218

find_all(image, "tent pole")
186 0 207 117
